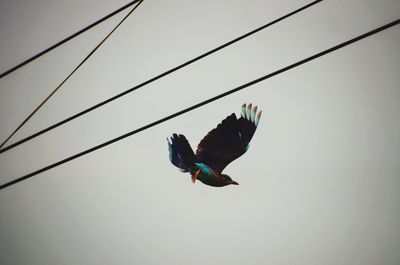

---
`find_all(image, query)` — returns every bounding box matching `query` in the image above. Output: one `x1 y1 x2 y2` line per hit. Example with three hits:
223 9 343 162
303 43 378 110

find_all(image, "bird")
167 103 262 187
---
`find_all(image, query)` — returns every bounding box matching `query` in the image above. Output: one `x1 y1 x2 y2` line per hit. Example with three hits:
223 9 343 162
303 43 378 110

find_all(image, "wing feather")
195 103 261 173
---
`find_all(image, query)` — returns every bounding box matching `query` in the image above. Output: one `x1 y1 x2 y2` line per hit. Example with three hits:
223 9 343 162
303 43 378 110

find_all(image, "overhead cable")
0 0 323 153
1 18 398 191
0 0 144 150
0 0 141 79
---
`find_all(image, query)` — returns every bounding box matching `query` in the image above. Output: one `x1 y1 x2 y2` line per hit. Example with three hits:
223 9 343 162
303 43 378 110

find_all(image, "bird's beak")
230 181 239 185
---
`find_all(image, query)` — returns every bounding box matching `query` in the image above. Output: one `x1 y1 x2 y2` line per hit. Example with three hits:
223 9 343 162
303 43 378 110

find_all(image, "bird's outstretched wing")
195 103 261 173
167 134 195 172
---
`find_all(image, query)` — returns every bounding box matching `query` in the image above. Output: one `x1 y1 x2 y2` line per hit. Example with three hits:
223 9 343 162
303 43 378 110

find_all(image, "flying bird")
167 103 262 187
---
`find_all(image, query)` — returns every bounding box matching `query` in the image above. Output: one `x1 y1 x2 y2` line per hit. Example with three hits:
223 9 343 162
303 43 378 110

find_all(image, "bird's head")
221 174 239 186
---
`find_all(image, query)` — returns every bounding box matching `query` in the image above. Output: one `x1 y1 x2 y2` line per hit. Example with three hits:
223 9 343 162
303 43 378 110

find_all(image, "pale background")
0 0 399 264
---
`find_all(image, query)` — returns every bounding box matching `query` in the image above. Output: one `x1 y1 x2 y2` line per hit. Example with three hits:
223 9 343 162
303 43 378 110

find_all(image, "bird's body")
190 162 234 187
167 103 261 187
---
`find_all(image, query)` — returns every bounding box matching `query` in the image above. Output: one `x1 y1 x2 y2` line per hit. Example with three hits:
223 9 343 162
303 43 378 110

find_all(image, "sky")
0 0 400 264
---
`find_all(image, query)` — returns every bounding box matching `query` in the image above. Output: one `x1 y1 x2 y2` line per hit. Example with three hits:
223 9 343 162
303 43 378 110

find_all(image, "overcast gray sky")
1 0 400 264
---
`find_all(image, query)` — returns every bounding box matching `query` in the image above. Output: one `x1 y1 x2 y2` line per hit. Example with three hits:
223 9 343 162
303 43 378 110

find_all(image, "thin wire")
1 18 398 191
0 0 141 79
0 0 324 154
0 0 144 150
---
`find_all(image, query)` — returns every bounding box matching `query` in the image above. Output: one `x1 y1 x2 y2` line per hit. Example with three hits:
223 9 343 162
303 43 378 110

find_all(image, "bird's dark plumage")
167 103 261 187
168 133 195 172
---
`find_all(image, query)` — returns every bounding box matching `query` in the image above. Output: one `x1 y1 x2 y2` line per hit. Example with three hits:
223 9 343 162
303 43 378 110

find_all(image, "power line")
1 18 398 191
0 0 323 154
0 0 141 79
0 0 144 150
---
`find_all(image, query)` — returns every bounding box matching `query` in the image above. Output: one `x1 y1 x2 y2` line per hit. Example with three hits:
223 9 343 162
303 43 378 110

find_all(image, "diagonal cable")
1 18 398 191
0 0 141 79
0 0 144 150
0 0 323 154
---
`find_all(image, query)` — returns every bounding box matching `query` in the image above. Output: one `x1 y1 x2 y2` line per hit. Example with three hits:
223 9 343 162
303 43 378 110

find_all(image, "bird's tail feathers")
167 134 195 172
